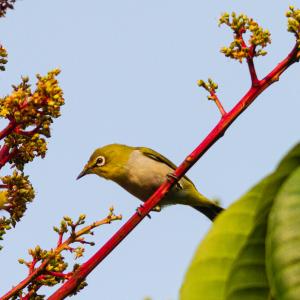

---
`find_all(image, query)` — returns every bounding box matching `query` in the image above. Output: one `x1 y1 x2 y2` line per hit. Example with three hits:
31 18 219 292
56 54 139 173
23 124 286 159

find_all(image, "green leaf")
267 165 300 299
180 144 300 300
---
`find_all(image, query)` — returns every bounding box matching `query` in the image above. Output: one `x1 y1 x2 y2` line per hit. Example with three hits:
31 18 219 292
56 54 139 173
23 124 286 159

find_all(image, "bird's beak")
76 168 88 180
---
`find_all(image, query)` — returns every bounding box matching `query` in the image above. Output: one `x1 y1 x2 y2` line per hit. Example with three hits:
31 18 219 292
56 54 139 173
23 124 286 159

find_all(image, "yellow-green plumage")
77 144 223 221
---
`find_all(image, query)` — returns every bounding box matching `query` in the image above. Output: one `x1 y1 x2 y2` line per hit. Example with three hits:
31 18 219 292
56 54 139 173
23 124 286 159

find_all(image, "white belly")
120 150 174 201
113 149 202 207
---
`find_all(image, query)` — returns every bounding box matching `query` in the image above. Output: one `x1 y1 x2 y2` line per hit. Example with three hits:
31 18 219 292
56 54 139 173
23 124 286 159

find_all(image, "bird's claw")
136 205 151 219
167 173 183 190
167 173 178 181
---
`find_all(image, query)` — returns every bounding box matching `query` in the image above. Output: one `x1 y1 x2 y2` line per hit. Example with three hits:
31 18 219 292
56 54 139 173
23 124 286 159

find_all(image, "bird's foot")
136 205 151 219
167 173 183 190
167 172 178 181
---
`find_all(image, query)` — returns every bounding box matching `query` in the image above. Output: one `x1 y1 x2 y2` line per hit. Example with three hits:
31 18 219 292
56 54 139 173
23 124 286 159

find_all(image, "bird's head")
77 144 132 181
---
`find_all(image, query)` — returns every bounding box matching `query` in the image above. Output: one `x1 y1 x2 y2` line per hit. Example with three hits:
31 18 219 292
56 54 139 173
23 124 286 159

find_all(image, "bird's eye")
95 156 105 167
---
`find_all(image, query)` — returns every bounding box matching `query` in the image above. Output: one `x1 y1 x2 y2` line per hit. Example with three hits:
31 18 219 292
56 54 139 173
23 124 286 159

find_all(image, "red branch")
0 121 16 140
47 43 299 300
14 123 42 136
0 144 9 164
0 145 17 169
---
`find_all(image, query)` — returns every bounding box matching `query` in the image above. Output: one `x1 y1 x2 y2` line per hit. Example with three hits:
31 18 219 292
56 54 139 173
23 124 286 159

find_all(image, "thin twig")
209 91 227 117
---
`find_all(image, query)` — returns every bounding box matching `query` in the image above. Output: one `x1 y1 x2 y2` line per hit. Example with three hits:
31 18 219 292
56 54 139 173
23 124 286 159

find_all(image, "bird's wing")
137 147 196 188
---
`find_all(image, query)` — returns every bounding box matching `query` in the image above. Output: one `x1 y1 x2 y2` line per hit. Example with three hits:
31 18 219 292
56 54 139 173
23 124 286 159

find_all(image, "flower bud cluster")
286 6 300 47
1 171 34 224
197 78 219 101
0 69 64 170
219 12 271 62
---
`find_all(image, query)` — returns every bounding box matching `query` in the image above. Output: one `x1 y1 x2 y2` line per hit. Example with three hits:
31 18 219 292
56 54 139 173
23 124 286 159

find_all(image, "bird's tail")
192 203 224 221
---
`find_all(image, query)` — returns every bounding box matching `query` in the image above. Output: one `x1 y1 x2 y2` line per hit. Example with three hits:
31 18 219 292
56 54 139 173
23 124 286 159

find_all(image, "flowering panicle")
0 70 64 248
14 209 122 299
219 12 271 62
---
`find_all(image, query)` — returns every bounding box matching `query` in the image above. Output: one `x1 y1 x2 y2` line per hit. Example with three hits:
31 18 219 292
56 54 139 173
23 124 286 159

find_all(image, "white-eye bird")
77 144 223 221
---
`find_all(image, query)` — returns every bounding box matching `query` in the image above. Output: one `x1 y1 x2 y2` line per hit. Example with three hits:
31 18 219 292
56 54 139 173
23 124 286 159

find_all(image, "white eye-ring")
95 156 105 167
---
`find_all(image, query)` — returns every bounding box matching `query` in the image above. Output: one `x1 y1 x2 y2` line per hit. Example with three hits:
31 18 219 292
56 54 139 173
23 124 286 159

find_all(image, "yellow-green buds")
0 45 7 71
286 6 300 47
1 171 34 224
219 12 271 62
197 78 219 100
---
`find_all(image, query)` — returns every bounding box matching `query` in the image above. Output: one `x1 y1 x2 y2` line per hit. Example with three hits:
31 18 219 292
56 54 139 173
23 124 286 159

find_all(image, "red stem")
36 271 72 281
0 121 16 140
57 232 64 247
209 91 226 116
15 124 42 136
0 145 10 162
29 259 38 275
47 43 299 300
46 271 73 279
239 33 259 85
0 123 42 170
0 147 17 169
22 286 42 300
247 56 259 86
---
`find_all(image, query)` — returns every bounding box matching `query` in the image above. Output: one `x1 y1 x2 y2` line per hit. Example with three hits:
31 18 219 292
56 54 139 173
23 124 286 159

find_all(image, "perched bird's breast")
116 150 173 201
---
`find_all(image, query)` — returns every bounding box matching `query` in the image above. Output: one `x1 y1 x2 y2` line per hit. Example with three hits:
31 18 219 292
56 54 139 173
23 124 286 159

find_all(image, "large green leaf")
180 144 300 300
267 166 300 299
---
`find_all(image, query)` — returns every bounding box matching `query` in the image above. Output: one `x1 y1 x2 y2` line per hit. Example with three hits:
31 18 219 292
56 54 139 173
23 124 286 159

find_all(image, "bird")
77 144 223 221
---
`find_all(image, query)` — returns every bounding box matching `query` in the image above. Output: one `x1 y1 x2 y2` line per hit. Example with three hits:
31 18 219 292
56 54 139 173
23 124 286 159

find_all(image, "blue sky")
0 1 299 299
